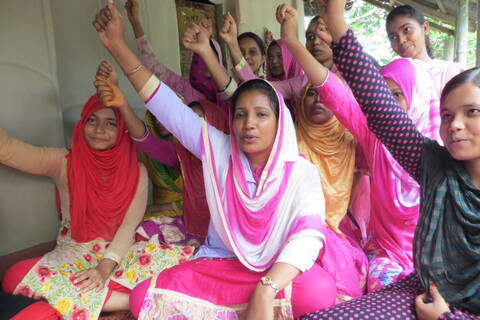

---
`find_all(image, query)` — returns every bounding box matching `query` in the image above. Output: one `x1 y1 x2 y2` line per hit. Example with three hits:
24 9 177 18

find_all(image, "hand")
276 4 298 43
319 0 346 27
182 23 211 56
96 61 119 86
199 17 213 38
264 28 273 48
219 12 238 45
94 76 128 108
73 267 108 293
124 0 140 24
415 285 450 320
92 0 126 50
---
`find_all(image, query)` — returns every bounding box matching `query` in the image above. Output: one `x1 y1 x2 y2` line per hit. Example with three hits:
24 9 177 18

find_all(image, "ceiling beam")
363 0 455 35
435 0 447 13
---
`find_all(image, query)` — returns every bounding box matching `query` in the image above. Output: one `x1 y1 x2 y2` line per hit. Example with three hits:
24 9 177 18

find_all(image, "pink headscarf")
267 40 304 81
368 58 441 270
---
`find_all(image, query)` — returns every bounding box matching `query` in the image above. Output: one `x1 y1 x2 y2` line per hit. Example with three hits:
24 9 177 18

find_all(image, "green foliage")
305 0 477 68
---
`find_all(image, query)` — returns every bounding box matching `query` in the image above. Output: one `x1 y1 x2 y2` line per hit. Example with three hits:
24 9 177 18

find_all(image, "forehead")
90 107 116 119
235 89 274 109
387 15 418 31
239 37 260 49
307 18 325 32
442 82 480 110
268 43 281 53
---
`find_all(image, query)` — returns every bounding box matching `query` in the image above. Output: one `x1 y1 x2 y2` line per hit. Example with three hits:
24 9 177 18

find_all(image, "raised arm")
182 23 232 94
124 0 205 102
322 0 424 180
94 66 179 167
0 128 64 178
277 4 372 150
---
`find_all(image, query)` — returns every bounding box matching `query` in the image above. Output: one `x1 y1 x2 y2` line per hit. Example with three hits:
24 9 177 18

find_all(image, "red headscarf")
67 95 139 242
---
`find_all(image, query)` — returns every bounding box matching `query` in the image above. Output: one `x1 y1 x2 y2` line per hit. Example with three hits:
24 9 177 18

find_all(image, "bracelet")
219 76 233 93
126 64 143 76
103 251 121 264
260 276 279 294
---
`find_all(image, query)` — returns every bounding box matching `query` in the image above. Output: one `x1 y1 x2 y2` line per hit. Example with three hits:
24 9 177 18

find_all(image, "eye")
393 91 403 98
234 111 244 119
107 120 117 127
249 49 259 56
257 112 269 118
86 117 96 124
404 26 412 33
468 108 480 116
306 34 315 41
441 112 452 121
388 34 398 42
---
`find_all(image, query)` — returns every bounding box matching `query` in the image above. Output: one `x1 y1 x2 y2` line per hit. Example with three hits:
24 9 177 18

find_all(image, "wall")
0 0 64 255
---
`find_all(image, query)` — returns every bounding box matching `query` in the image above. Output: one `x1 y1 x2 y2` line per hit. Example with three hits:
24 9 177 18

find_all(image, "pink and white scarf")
370 58 442 269
200 79 326 271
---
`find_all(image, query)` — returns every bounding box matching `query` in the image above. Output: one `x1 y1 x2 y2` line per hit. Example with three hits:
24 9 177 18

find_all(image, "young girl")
278 0 479 318
96 61 228 242
1 91 148 319
93 2 366 318
386 5 463 95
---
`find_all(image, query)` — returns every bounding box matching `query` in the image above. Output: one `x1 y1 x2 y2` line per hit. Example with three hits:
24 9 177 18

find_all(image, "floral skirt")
14 222 194 320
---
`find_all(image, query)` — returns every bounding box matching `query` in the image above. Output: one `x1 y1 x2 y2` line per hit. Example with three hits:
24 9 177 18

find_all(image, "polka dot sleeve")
439 310 480 319
332 29 424 181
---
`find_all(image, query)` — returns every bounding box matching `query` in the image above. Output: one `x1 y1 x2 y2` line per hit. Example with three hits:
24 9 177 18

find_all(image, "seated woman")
386 4 463 95
125 0 224 104
296 83 356 235
282 0 480 318
1 85 148 319
96 60 228 243
93 3 366 318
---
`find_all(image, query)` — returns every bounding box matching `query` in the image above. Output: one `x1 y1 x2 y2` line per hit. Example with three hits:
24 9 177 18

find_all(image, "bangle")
103 251 121 264
219 76 233 93
260 276 279 294
126 64 143 76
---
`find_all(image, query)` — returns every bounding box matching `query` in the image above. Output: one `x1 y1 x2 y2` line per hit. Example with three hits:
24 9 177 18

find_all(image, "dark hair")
237 32 266 56
440 68 480 105
231 79 279 118
386 5 434 59
307 15 321 30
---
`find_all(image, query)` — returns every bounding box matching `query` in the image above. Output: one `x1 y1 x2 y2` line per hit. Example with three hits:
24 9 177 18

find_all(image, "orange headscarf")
67 95 140 242
296 83 356 233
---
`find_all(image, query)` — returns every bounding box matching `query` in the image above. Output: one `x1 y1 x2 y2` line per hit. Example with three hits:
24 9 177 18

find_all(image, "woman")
125 0 223 104
278 3 444 291
93 3 366 318
267 39 304 81
386 5 463 95
1 92 148 319
281 0 480 318
96 60 228 243
296 83 357 234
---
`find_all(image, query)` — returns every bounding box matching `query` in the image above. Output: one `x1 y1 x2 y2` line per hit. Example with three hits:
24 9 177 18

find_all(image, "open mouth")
241 135 258 143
